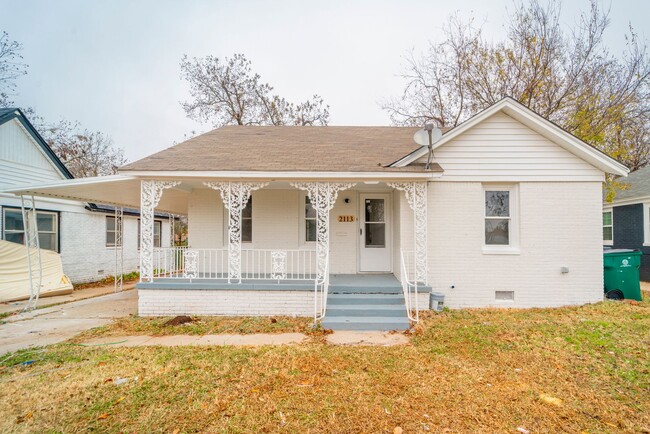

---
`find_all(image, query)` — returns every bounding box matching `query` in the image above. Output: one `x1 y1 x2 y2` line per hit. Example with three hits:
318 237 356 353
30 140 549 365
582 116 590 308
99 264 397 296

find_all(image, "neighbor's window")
485 190 511 246
603 211 613 243
106 216 122 247
242 197 252 243
137 219 162 248
2 208 58 251
304 196 317 242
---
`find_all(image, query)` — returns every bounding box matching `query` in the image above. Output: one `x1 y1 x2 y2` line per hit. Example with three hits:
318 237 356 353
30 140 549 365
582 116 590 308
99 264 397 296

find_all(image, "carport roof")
3 175 189 215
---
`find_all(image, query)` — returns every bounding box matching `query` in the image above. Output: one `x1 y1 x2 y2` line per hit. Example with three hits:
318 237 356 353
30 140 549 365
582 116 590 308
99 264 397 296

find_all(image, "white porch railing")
153 247 318 281
400 250 420 322
152 247 326 320
153 246 189 278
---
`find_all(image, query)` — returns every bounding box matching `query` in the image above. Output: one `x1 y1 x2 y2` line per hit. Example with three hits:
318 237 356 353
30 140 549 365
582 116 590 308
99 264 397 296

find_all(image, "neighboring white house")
0 108 171 284
4 98 629 330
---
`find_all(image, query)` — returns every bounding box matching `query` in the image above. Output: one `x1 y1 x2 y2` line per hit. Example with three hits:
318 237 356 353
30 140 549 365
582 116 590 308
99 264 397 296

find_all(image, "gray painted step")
321 316 410 331
323 293 410 331
328 294 405 305
326 305 407 317
329 285 403 294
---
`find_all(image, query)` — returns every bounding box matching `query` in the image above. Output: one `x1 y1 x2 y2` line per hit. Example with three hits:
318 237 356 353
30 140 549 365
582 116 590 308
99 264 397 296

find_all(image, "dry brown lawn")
70 315 313 342
0 293 648 433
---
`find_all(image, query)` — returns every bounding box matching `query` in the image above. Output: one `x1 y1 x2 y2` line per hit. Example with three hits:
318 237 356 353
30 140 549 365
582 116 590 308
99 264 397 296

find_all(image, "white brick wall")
427 181 603 308
59 211 171 283
138 289 315 317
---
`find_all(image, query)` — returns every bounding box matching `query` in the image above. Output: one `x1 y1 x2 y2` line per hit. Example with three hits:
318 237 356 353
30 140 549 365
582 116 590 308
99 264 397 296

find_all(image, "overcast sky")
1 0 648 162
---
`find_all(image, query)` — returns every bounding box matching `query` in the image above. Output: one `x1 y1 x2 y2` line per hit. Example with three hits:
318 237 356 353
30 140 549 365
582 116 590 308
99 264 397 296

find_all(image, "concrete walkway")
82 333 308 347
79 330 410 348
326 331 410 346
0 282 136 315
0 289 137 355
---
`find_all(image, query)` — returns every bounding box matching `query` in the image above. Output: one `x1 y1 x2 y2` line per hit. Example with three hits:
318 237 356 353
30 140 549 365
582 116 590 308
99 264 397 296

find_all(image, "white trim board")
119 171 443 180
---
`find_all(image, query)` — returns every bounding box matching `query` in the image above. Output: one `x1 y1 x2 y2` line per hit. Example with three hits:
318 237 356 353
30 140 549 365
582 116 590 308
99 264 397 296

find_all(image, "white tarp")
0 240 73 302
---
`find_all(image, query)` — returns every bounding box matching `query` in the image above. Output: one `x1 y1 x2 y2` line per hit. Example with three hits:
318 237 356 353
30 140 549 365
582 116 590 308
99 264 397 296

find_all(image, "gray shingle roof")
120 126 448 173
612 166 650 202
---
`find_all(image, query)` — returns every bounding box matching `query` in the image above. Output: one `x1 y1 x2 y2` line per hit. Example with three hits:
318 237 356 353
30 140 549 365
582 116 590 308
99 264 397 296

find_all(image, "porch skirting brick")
138 288 315 317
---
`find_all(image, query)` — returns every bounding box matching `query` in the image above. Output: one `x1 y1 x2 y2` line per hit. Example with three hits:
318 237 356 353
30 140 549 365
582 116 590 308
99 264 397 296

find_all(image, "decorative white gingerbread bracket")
388 182 428 284
204 181 268 282
140 180 180 282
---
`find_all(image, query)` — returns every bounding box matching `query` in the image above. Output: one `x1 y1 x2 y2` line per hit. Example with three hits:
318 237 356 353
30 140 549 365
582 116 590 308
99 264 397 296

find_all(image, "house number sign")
338 215 355 222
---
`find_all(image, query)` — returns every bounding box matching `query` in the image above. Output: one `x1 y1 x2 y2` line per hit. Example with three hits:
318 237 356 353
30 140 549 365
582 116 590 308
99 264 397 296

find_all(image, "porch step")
328 294 405 305
326 304 407 317
329 285 403 294
323 293 410 331
321 316 410 331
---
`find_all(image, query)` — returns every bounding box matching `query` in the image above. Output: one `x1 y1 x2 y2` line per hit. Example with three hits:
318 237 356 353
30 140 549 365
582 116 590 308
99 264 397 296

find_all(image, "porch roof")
2 176 431 216
2 175 189 215
120 126 447 173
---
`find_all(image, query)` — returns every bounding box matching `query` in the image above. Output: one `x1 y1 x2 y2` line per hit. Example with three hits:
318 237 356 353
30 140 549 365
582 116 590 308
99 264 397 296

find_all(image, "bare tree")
382 0 650 179
40 119 127 178
0 31 28 107
180 53 330 127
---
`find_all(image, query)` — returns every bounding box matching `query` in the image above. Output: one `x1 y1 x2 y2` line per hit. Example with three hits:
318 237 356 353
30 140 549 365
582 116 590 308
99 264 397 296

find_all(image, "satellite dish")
413 129 429 147
430 127 443 143
413 127 443 147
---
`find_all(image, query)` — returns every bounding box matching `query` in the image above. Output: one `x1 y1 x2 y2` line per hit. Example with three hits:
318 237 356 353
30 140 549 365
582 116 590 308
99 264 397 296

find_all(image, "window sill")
604 242 614 247
482 247 520 255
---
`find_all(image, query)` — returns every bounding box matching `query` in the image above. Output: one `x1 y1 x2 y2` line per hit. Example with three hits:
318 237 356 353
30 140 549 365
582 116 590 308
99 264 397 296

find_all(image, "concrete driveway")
0 289 137 355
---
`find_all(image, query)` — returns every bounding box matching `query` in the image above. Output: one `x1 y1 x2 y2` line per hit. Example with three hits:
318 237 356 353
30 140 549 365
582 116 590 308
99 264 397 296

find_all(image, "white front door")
359 193 391 272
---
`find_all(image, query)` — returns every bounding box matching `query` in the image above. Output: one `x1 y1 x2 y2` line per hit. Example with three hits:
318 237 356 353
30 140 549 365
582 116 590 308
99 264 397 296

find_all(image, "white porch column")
291 182 355 280
140 180 180 282
204 182 268 283
388 182 428 284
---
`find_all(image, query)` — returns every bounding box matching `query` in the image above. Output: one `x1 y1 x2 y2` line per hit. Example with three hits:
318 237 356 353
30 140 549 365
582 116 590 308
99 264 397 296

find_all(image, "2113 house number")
338 215 355 222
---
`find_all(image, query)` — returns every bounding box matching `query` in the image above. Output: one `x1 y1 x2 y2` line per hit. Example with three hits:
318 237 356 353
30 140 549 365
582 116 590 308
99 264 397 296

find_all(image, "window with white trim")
242 197 252 243
2 207 59 251
304 196 316 242
485 190 511 245
106 216 122 247
483 185 518 252
602 211 613 244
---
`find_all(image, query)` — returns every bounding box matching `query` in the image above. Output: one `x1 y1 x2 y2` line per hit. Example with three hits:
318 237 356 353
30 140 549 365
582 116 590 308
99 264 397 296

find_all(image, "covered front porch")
8 175 435 325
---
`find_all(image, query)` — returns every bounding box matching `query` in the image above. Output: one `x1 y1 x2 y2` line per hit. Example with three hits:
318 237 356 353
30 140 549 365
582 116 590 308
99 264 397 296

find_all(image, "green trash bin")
603 249 642 301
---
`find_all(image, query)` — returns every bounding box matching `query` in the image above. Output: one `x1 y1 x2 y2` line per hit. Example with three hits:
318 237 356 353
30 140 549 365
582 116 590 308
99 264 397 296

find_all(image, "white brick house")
0 108 171 284
4 98 628 330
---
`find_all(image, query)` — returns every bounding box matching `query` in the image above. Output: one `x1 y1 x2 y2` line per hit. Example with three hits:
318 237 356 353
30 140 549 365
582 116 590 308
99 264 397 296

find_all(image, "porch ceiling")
2 175 189 215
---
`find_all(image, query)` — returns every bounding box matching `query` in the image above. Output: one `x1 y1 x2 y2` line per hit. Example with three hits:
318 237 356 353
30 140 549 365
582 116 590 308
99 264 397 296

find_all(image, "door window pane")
365 223 386 247
365 199 385 222
485 219 509 245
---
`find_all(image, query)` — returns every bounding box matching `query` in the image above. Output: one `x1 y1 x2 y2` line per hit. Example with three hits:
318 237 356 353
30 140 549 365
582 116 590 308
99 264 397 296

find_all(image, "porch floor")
137 274 431 294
